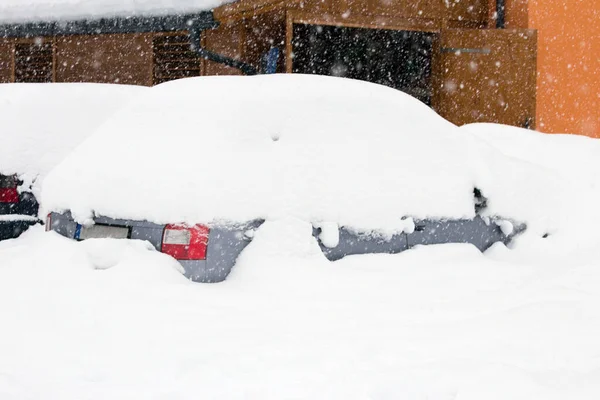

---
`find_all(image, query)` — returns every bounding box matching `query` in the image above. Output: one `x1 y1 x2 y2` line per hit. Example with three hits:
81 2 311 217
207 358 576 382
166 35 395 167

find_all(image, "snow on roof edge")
0 1 231 25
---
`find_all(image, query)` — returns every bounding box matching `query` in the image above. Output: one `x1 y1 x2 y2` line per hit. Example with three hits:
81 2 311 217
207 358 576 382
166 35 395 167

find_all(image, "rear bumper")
0 192 39 216
0 219 38 241
178 260 233 283
49 211 259 283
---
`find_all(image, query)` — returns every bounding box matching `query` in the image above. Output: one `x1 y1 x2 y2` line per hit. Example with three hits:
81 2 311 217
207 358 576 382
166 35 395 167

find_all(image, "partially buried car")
44 75 545 283
0 83 148 240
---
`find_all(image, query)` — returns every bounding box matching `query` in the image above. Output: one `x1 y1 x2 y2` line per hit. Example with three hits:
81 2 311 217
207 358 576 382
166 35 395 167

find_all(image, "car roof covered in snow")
0 0 228 24
0 83 148 196
42 75 576 234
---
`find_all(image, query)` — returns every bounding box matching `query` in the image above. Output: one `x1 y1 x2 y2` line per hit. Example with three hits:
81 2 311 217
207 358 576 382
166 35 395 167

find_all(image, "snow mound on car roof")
0 83 147 197
41 75 576 234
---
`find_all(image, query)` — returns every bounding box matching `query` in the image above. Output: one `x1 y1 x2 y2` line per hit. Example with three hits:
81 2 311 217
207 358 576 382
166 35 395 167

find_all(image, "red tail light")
45 213 52 232
0 188 19 203
161 224 210 260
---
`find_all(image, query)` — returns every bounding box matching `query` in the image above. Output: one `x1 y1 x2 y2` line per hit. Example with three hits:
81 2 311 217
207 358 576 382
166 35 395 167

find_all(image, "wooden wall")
54 34 153 86
203 24 245 76
433 29 537 128
0 34 154 86
242 11 286 72
0 42 13 83
215 0 490 28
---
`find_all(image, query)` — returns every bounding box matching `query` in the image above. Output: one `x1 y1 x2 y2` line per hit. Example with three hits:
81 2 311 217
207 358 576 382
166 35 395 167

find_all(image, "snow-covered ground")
2 222 600 399
2 76 600 398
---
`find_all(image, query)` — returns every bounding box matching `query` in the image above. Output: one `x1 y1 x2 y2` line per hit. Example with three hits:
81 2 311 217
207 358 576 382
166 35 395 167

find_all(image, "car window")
0 174 17 188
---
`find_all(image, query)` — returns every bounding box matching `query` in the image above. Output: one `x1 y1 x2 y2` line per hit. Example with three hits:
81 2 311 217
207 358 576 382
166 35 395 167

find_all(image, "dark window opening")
14 42 54 83
0 174 18 189
153 34 201 85
292 24 435 105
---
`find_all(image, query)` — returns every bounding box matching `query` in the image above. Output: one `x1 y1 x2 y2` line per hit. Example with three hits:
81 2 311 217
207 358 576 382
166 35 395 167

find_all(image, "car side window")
0 174 17 188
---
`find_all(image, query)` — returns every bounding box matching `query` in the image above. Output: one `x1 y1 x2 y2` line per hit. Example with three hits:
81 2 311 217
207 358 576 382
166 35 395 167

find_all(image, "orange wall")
528 0 600 137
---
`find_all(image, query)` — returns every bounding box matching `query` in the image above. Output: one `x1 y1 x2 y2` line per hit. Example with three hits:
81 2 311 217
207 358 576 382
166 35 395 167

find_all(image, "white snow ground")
2 222 600 400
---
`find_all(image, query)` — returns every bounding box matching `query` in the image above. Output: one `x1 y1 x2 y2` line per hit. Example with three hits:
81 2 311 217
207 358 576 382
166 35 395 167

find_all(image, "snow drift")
0 83 147 199
463 122 600 188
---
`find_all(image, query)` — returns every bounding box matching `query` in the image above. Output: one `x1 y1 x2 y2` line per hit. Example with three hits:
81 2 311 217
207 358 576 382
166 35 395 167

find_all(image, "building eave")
0 12 217 38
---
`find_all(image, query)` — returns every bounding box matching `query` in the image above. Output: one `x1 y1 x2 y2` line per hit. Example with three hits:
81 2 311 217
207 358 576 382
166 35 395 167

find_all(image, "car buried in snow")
44 75 529 283
0 174 39 240
0 83 148 241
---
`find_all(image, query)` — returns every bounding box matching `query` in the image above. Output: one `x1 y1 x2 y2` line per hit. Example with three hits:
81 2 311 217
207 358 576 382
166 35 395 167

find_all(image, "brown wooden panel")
214 0 291 21
288 8 439 31
242 11 286 72
445 0 488 26
0 43 14 83
363 0 443 20
203 23 244 76
152 33 202 85
54 34 153 86
432 29 537 128
216 0 488 27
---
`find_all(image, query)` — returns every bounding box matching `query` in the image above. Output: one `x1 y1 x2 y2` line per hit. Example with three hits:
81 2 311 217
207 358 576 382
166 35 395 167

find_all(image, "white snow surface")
0 83 147 201
43 75 591 238
3 223 600 399
463 122 600 188
5 77 600 400
0 0 230 24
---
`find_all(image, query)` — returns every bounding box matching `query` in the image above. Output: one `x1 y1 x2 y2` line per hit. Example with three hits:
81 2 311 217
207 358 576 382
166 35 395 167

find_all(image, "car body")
43 75 534 283
0 174 39 240
48 209 521 282
47 211 263 282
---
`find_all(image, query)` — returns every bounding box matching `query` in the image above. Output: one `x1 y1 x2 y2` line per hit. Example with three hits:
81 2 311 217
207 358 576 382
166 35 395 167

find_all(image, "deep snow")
4 77 600 399
2 223 600 400
463 122 600 188
0 83 147 202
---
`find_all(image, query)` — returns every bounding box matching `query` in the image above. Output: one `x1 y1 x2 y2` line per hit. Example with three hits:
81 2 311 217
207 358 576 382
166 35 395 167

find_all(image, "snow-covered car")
44 75 535 283
0 173 38 240
0 83 147 240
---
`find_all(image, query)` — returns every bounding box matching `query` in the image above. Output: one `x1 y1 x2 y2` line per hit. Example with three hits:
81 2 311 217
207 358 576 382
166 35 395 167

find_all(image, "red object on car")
161 224 210 260
0 188 19 203
0 174 19 203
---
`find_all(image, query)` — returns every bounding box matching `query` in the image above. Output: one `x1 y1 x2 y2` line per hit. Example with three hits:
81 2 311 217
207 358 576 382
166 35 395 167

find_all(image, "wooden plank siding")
215 0 490 28
153 33 202 85
0 41 14 83
202 23 245 76
433 29 537 127
54 34 153 86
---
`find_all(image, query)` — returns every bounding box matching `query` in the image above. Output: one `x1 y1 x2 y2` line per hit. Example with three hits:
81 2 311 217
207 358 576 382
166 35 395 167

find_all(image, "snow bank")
0 0 229 24
460 123 600 249
3 221 600 399
0 83 147 200
462 123 600 188
43 75 489 231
